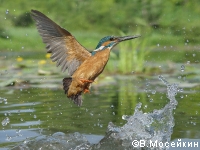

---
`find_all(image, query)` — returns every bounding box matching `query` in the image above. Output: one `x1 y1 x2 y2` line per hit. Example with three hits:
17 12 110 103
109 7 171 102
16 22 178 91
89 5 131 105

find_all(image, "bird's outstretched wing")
31 10 91 75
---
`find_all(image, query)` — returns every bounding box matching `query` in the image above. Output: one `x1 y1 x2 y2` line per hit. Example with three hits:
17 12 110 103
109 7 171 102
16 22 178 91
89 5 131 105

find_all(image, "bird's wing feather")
31 10 91 75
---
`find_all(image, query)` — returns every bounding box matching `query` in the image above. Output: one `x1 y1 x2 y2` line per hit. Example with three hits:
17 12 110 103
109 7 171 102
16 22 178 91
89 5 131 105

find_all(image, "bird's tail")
63 77 82 106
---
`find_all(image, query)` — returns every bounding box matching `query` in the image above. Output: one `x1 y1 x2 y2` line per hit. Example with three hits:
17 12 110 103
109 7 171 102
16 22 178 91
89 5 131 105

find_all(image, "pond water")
0 57 200 149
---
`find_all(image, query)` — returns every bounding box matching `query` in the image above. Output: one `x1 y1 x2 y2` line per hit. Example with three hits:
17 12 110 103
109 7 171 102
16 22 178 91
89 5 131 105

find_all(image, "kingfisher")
31 10 140 106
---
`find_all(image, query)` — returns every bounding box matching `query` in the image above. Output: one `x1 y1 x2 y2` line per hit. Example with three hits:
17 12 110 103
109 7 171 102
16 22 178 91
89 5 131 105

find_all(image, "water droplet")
6 36 9 39
21 46 24 49
90 113 93 116
33 115 37 119
181 65 185 72
5 9 9 14
8 112 11 116
178 88 183 92
0 97 7 104
193 53 196 57
151 90 156 94
112 112 115 115
178 76 182 79
16 129 21 134
122 115 128 120
158 75 163 80
20 118 24 121
110 105 114 108
158 75 169 85
149 98 153 102
144 105 147 109
180 95 184 98
6 136 12 141
157 44 160 47
2 117 10 126
23 140 28 144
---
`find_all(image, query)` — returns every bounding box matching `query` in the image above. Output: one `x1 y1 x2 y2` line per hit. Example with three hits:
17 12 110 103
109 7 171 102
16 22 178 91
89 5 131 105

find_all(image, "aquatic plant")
118 31 150 74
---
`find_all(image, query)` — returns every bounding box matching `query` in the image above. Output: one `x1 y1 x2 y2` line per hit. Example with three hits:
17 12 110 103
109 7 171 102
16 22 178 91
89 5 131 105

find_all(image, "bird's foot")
83 88 90 94
80 79 93 83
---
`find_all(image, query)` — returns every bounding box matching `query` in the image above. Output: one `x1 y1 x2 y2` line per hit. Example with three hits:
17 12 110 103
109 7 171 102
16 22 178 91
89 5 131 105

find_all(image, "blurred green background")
1 0 200 74
1 0 200 49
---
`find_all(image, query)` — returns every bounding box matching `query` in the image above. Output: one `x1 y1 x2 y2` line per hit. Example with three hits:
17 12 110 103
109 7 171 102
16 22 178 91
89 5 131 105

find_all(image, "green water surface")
0 74 199 148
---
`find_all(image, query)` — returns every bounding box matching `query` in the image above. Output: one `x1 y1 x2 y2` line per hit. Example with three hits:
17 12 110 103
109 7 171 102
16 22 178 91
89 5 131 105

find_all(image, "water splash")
11 76 179 150
93 75 178 149
11 132 90 150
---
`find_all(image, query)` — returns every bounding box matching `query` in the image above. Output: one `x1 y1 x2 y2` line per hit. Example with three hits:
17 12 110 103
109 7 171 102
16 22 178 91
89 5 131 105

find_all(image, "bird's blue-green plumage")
92 36 115 56
95 36 113 49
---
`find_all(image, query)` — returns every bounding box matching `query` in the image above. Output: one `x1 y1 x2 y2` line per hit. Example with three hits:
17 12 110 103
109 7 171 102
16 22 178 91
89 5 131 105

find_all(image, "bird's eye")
110 37 114 41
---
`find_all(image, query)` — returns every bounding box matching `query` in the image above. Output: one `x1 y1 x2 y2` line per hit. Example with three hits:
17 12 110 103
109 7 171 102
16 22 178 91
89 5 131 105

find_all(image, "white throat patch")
93 46 105 52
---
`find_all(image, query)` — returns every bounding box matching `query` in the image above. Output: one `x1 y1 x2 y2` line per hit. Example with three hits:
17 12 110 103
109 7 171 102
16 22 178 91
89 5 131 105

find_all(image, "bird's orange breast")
67 48 111 96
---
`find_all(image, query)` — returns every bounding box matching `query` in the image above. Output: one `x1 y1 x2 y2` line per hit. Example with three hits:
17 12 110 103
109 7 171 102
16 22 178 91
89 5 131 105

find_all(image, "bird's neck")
92 46 111 56
93 48 111 65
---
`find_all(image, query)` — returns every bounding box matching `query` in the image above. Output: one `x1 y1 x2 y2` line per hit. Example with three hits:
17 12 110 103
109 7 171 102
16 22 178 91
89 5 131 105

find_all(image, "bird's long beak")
117 35 141 42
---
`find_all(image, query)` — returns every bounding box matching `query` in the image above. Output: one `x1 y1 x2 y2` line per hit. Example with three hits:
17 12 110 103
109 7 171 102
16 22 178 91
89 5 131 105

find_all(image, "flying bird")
31 10 140 106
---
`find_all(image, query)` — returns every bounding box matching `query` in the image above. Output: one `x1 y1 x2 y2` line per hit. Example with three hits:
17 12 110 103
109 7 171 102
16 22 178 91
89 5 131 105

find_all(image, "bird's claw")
84 89 90 94
80 79 93 83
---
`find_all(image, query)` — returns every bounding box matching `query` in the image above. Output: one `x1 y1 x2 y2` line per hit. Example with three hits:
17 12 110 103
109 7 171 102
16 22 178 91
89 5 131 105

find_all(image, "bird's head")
92 35 140 55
